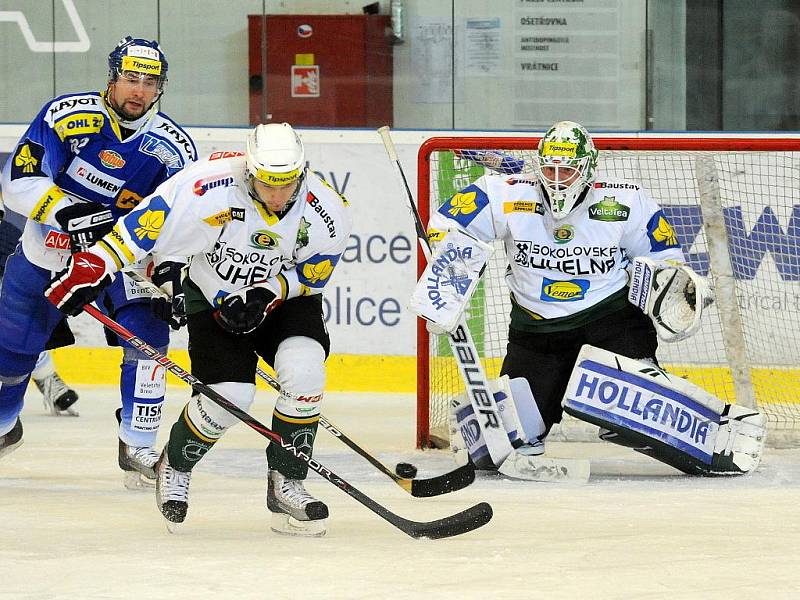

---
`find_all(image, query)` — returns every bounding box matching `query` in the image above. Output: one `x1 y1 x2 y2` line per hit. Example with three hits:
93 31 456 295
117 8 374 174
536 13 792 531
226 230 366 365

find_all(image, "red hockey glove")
45 251 113 316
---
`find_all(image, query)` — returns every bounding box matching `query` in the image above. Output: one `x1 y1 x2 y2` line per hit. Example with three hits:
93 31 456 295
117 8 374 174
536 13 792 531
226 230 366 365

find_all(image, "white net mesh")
420 141 800 448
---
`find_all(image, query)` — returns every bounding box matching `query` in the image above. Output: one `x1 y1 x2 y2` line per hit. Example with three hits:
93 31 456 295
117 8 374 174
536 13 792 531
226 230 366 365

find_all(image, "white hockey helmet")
535 121 598 220
245 123 305 189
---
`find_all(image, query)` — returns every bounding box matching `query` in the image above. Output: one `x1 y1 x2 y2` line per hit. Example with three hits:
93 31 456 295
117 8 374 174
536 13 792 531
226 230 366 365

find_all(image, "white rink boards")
1 386 799 599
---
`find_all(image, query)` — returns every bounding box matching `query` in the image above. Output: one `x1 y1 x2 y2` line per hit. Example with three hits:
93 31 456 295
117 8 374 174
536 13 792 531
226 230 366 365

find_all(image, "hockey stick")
121 268 477 498
254 366 476 498
377 126 512 467
82 304 491 539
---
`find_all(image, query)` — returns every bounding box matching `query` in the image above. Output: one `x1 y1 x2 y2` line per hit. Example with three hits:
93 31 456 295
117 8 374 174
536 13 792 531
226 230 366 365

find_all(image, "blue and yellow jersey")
1 91 196 270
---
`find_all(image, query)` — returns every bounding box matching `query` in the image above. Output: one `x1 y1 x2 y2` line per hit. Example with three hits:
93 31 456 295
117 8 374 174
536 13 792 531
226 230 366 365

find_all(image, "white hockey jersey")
427 173 684 322
91 151 352 308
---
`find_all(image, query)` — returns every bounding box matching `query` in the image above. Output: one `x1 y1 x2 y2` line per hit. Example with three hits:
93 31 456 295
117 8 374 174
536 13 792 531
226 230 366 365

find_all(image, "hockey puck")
395 462 418 479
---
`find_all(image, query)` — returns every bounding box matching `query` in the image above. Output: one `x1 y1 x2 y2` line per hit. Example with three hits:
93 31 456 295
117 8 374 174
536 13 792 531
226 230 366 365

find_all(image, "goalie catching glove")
628 257 713 342
213 277 286 334
45 251 113 315
408 228 493 334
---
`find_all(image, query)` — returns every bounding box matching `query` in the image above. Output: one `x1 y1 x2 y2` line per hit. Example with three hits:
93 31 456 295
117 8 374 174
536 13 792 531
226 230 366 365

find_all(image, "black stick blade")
406 502 493 540
410 463 476 498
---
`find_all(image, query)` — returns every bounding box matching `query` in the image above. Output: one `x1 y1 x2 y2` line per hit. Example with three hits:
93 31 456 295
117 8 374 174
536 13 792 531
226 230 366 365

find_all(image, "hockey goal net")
416 136 800 449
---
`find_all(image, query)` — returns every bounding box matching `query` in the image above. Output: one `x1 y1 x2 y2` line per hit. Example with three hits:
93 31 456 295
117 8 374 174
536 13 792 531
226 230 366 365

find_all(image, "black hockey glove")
150 261 187 330
213 284 283 335
55 203 115 253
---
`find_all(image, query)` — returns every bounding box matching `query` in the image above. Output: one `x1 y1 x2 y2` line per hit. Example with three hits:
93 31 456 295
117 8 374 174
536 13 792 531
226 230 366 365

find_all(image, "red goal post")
416 135 800 450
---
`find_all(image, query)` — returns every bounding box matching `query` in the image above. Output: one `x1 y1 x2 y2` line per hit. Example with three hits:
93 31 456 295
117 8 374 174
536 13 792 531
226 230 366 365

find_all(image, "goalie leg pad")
451 377 548 469
563 345 765 476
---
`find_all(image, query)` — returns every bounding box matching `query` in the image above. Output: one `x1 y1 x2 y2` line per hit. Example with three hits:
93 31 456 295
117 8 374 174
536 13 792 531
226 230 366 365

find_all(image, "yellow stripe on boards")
46 347 416 393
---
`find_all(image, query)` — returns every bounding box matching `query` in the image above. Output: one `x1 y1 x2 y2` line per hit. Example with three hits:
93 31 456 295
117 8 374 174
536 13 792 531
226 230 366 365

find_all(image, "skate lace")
279 479 316 509
163 464 191 502
37 374 69 402
127 446 160 469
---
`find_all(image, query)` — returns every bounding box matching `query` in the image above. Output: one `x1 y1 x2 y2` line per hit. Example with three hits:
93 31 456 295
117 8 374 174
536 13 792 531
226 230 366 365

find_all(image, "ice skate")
155 450 192 532
119 438 160 490
115 408 158 490
267 469 328 537
0 419 23 460
35 373 79 416
515 439 545 456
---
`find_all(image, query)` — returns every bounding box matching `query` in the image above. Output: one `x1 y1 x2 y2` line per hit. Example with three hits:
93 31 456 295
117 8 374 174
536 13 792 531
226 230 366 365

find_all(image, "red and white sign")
291 65 320 98
44 230 71 250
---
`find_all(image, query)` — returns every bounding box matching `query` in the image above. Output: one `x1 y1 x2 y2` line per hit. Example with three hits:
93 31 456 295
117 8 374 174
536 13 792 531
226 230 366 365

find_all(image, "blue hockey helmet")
108 36 168 90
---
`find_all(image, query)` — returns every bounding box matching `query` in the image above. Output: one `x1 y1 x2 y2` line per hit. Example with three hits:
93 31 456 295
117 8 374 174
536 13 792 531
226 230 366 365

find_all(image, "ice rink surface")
1 386 799 600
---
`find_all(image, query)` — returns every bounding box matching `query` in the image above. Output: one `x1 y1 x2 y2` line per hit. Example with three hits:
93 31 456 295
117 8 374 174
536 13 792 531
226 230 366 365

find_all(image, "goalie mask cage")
417 136 800 450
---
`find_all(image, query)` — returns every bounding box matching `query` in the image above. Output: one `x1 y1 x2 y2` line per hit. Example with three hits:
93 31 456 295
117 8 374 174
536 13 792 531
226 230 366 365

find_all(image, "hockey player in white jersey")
45 123 352 535
422 121 764 477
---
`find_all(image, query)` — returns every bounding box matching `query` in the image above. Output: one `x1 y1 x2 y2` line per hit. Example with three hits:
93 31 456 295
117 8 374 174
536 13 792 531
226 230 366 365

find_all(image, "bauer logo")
565 360 719 462
540 278 589 302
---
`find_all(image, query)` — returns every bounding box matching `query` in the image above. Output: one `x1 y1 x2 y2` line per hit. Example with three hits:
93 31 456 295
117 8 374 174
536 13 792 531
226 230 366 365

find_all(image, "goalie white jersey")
427 174 685 321
92 152 351 305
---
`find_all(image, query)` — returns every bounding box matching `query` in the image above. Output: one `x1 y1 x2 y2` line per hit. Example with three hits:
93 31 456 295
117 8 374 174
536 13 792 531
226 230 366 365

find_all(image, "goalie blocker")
408 228 493 334
562 345 766 476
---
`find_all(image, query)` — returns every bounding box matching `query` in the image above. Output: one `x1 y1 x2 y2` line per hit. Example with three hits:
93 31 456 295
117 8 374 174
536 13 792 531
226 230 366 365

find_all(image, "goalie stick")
83 304 492 539
378 126 512 467
254 366 476 498
121 269 477 498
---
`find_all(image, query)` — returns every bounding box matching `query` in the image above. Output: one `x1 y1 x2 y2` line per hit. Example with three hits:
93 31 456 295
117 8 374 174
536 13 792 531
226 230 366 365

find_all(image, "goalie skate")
498 451 591 484
35 373 79 416
267 470 328 537
155 451 192 532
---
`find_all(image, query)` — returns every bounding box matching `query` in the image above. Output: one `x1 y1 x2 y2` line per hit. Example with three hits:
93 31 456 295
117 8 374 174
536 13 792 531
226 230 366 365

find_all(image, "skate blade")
498 452 590 483
270 513 327 537
164 519 182 534
123 471 156 491
0 439 23 460
44 404 79 417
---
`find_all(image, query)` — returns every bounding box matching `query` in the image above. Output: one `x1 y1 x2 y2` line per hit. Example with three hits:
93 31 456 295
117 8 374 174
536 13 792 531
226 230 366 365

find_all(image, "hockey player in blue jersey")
0 196 79 416
0 36 197 489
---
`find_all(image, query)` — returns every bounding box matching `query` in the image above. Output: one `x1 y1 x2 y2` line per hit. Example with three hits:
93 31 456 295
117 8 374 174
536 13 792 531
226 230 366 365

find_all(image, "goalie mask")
245 123 305 209
535 121 599 220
